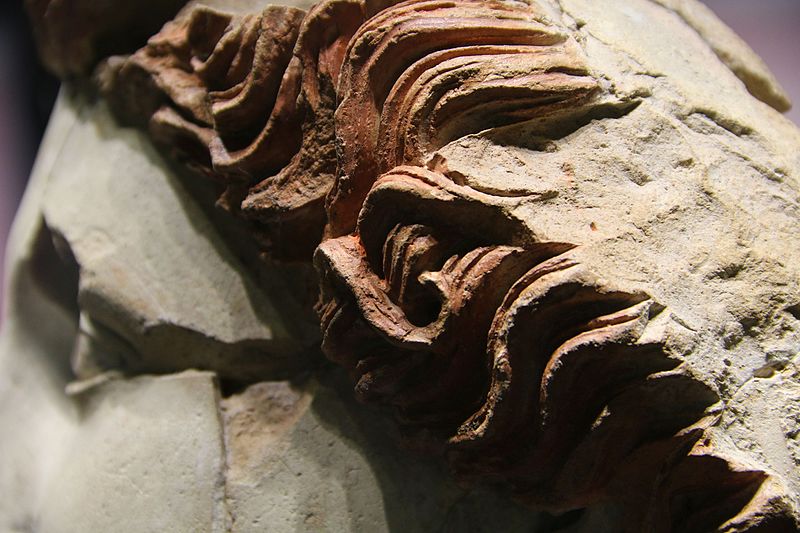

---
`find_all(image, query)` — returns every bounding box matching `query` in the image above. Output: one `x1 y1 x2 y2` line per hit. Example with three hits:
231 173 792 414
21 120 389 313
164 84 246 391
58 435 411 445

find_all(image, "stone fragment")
220 373 543 532
11 0 800 531
650 0 792 111
39 93 319 381
1 87 544 533
38 372 228 533
0 106 229 532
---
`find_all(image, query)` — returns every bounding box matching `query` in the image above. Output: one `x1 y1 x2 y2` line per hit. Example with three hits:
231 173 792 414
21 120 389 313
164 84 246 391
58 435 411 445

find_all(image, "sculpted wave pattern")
326 0 599 235
104 1 368 259
100 0 797 530
315 168 792 531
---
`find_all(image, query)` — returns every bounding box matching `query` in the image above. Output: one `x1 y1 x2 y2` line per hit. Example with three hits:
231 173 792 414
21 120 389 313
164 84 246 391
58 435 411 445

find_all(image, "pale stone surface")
433 0 800 519
0 89 80 533
40 93 318 381
221 374 541 532
38 372 227 533
0 96 226 533
650 0 791 111
0 92 542 532
3 0 799 530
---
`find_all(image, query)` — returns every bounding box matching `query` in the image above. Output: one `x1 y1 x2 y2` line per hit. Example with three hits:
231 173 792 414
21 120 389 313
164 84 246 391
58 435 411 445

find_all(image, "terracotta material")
315 165 794 531
22 0 800 531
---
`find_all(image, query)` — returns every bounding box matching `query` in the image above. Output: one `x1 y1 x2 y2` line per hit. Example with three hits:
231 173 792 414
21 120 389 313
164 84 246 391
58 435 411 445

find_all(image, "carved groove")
328 0 599 235
95 0 798 529
103 2 365 259
315 167 793 530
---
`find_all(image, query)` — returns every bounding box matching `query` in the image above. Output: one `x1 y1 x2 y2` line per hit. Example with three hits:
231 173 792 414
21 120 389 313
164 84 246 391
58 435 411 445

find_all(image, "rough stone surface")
221 373 543 532
0 97 225 533
38 372 227 533
311 0 800 528
0 91 544 532
40 93 318 381
6 0 800 531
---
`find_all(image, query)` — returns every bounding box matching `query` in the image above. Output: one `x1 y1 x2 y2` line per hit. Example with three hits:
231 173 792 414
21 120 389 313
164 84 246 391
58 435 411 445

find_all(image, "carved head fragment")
44 0 800 529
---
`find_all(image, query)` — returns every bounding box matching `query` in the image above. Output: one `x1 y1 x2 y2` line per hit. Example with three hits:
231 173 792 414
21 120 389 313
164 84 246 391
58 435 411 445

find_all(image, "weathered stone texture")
8 0 800 531
0 91 543 532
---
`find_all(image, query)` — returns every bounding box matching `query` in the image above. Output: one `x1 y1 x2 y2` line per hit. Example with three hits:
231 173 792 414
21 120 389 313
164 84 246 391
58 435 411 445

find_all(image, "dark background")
1 0 799 321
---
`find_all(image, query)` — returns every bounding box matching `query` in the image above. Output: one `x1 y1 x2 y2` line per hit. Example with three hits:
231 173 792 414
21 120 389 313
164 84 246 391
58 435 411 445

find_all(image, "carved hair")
77 0 799 529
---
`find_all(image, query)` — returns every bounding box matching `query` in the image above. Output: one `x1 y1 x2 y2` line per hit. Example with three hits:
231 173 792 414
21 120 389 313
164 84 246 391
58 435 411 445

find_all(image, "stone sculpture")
4 0 799 531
